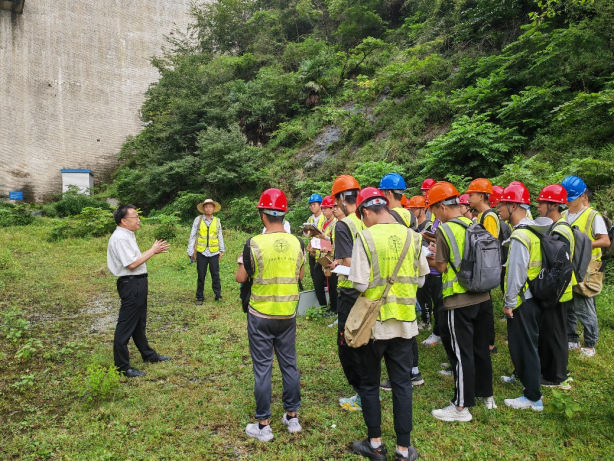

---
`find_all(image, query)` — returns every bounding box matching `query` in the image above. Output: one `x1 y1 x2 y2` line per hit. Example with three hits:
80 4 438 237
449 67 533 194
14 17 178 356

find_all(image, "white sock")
412 367 419 374
397 448 409 458
370 440 382 449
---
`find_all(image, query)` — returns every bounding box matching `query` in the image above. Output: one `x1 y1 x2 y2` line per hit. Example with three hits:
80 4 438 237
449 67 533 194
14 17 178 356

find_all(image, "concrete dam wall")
0 0 193 201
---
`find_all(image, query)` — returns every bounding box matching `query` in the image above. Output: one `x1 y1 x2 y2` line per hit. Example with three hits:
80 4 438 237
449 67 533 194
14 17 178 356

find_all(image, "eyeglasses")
124 215 141 220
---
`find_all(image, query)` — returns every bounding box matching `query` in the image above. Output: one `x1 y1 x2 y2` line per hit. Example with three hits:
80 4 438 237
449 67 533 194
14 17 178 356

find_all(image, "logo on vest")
388 235 403 253
274 239 289 253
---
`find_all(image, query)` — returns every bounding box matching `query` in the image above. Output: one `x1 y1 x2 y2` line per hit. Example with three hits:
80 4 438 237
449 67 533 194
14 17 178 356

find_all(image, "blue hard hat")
308 193 323 204
379 173 406 191
561 176 587 202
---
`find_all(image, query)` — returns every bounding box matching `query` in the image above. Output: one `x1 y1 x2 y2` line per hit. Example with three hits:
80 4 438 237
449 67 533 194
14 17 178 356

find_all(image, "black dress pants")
507 298 542 402
309 255 328 307
338 287 363 393
440 299 493 408
196 253 221 300
114 275 157 371
539 301 569 384
358 337 414 447
327 271 338 313
416 274 443 336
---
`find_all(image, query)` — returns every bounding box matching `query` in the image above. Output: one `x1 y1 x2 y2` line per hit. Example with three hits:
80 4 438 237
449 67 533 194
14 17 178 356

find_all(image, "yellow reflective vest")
249 233 304 316
335 213 365 289
562 207 603 262
440 217 474 298
505 228 543 308
391 207 416 229
551 218 576 303
307 213 326 257
358 224 421 322
196 216 220 253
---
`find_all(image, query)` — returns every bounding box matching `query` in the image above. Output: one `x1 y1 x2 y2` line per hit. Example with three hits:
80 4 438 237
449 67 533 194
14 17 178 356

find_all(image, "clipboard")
302 223 321 234
331 265 351 276
317 255 334 266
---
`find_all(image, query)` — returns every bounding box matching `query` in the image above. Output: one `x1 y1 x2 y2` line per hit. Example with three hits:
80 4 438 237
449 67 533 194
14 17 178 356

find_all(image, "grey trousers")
567 292 599 348
247 313 301 420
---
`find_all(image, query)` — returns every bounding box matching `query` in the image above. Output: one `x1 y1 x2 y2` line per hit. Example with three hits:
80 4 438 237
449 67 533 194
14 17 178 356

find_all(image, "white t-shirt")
262 220 291 234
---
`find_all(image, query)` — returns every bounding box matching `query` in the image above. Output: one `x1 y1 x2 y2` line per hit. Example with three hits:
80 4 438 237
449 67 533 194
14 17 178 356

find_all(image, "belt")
118 273 148 280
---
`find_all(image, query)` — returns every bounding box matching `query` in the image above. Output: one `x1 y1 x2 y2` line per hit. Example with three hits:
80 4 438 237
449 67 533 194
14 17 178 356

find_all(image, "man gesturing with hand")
107 204 172 378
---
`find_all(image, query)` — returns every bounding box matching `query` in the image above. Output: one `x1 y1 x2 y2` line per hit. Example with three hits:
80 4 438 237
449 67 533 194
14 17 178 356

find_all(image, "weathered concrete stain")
0 0 193 200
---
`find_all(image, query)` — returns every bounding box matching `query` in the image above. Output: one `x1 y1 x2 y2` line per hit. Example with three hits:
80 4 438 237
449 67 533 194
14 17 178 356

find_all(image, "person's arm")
349 237 370 291
187 217 199 258
217 220 225 259
429 229 447 273
127 239 170 270
503 239 530 317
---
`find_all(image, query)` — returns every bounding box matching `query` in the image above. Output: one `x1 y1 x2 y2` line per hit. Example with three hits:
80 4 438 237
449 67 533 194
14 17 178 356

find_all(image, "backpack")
550 220 592 283
441 218 502 293
601 213 614 260
518 226 573 310
480 209 511 264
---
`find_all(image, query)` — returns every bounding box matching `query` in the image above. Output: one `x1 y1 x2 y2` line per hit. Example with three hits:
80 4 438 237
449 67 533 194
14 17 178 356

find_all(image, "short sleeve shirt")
107 227 147 277
333 220 355 260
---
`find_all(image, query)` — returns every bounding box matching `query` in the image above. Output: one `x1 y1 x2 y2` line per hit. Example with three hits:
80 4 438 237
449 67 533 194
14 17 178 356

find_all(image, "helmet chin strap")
546 203 557 217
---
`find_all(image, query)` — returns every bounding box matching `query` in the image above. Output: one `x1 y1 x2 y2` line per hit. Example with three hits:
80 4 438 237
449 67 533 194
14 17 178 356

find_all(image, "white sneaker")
245 423 274 441
438 368 453 377
281 413 302 433
580 347 596 357
479 396 497 409
422 333 441 346
328 319 338 328
504 395 543 411
568 341 580 350
501 374 518 385
431 403 472 422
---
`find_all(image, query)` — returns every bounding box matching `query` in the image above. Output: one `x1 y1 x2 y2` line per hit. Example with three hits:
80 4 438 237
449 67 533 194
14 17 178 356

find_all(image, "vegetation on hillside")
112 0 614 229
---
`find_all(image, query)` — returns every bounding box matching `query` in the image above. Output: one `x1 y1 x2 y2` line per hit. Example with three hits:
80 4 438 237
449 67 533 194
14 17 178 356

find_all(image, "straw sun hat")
197 199 221 214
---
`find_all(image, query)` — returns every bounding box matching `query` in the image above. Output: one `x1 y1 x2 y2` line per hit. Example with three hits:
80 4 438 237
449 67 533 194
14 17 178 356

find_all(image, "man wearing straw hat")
187 199 225 304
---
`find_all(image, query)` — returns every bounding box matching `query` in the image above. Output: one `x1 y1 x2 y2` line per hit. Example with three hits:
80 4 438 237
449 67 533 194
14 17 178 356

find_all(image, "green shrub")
53 189 110 218
157 192 205 224
1 307 30 343
49 207 115 241
223 196 261 233
150 214 181 241
73 363 122 403
15 338 43 362
0 205 35 227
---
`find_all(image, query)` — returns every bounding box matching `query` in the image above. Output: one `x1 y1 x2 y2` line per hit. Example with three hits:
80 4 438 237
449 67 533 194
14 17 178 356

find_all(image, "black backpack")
518 226 573 310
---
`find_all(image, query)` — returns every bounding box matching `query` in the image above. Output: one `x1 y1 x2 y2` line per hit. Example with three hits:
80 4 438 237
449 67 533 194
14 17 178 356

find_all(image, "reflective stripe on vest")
563 208 602 261
439 217 473 298
196 217 219 253
337 214 365 289
551 219 576 302
324 218 337 238
359 225 421 322
249 233 303 316
504 228 542 308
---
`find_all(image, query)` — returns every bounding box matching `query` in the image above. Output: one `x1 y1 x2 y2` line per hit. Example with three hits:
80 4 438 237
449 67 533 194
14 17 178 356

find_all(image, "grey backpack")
553 220 592 283
441 218 502 293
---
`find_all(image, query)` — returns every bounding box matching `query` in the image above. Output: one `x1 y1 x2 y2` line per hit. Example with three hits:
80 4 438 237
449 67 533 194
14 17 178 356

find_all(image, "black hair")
335 191 358 205
481 193 490 202
367 204 389 214
585 185 593 201
388 191 404 201
259 209 284 224
114 204 136 225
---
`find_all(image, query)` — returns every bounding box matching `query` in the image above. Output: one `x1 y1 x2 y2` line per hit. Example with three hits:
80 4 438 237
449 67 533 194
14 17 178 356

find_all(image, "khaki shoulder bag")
344 229 413 348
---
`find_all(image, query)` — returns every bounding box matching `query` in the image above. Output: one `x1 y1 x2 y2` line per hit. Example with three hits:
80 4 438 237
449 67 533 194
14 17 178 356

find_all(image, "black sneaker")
411 372 425 386
195 300 204 305
215 296 223 302
123 368 146 378
145 355 171 363
351 439 388 461
395 446 419 461
490 346 498 355
380 381 392 391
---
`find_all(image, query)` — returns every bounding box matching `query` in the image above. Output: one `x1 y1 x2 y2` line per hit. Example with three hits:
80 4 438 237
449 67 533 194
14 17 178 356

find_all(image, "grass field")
1 220 614 460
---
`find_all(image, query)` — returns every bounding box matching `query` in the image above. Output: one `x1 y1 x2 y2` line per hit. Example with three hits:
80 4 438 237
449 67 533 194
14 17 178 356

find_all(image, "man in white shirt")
107 204 171 378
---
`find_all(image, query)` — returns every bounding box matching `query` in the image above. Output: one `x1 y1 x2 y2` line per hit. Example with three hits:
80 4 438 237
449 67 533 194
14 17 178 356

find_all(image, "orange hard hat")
401 195 408 206
427 182 460 207
257 188 288 213
489 186 504 207
331 175 361 197
408 195 426 208
421 178 437 191
465 178 493 195
459 194 470 205
355 187 388 218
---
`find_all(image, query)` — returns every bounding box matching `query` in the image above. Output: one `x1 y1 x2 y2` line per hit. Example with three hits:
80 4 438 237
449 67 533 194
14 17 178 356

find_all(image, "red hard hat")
489 186 504 207
257 188 288 212
459 194 470 205
500 184 530 205
465 178 493 195
537 185 567 204
355 187 388 218
321 195 335 208
427 181 460 207
331 175 361 197
421 178 437 191
509 181 526 187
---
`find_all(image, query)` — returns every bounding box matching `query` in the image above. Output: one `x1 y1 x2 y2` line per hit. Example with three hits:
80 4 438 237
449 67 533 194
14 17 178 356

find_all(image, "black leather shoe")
145 355 171 363
123 368 146 378
215 296 223 302
351 439 388 461
195 300 204 305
